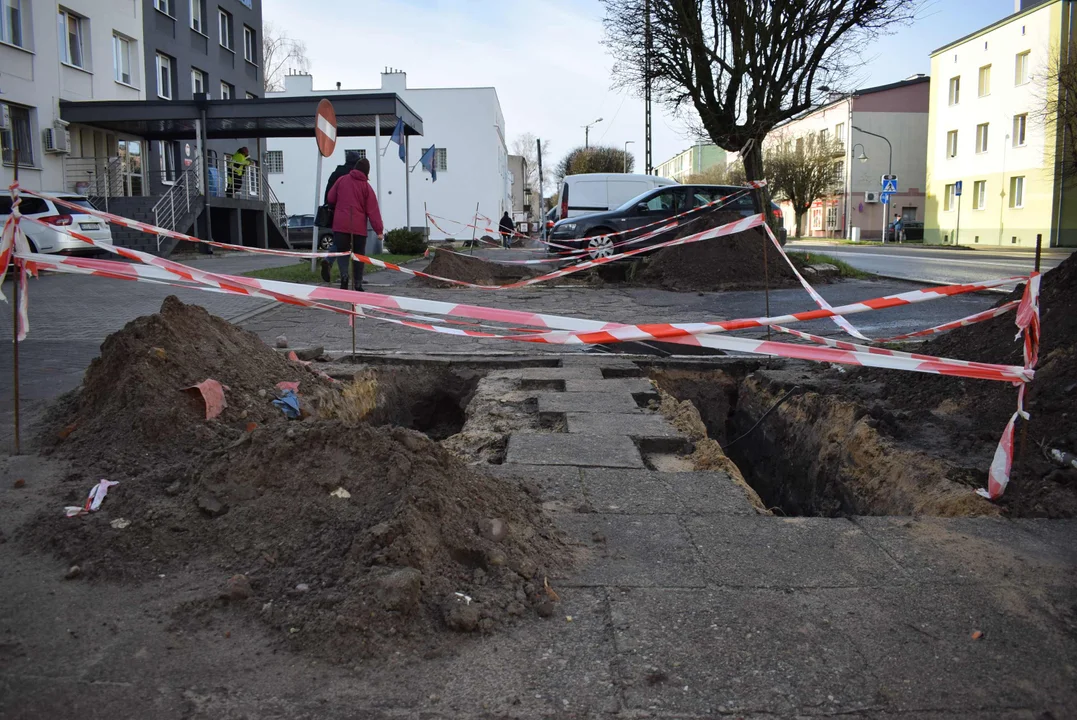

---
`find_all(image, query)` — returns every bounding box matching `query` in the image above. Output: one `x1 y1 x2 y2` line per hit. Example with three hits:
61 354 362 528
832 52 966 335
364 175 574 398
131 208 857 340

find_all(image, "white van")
559 173 677 220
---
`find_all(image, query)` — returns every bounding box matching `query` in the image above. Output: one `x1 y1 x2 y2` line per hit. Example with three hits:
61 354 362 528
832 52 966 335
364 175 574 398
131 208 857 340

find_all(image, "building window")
190 0 206 33
819 128 829 145
946 130 958 158
1009 176 1024 208
973 180 986 210
191 67 206 94
1013 114 1027 146
975 123 989 154
157 140 177 183
833 160 844 183
218 8 233 50
154 0 173 15
243 25 255 63
834 123 844 147
948 76 960 105
435 147 448 172
57 9 86 69
344 149 367 161
113 34 132 85
825 205 838 229
0 103 33 166
220 81 232 99
978 64 991 97
1 0 24 47
264 150 283 173
944 184 957 211
156 53 173 99
1015 51 1030 85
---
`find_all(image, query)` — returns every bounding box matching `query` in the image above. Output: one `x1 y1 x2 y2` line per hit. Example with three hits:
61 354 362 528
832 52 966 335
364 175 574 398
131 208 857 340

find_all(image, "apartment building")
925 0 1076 247
0 0 146 193
764 76 931 240
654 143 727 182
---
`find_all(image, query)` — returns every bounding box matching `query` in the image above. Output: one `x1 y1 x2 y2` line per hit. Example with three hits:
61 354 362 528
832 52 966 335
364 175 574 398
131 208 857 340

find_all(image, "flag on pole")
419 145 437 182
390 117 406 162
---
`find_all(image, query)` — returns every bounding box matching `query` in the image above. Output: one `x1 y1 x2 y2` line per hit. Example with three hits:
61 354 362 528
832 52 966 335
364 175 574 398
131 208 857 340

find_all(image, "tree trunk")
741 138 774 233
794 210 806 238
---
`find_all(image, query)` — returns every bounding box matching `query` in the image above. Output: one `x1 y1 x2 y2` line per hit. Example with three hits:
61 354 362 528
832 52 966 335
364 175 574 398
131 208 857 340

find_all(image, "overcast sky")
264 0 1017 179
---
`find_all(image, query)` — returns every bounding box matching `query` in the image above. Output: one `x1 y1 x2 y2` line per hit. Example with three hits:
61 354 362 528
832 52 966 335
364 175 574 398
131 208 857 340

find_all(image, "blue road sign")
880 192 893 205
955 180 963 196
881 177 898 194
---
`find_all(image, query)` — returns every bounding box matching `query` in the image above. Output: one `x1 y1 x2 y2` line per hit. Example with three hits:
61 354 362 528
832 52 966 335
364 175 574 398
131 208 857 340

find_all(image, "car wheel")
318 234 333 252
586 229 616 260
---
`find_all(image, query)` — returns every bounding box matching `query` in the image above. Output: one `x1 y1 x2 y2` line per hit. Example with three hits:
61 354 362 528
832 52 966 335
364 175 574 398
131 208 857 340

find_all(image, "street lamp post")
583 117 603 149
623 140 635 172
852 126 893 241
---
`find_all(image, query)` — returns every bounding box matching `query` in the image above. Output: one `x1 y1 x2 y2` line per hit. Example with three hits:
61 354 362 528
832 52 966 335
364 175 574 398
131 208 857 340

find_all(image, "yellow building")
925 0 1076 248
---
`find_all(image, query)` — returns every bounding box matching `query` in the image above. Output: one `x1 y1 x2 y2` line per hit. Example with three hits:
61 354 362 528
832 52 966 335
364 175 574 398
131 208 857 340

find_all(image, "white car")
0 191 113 254
558 173 678 220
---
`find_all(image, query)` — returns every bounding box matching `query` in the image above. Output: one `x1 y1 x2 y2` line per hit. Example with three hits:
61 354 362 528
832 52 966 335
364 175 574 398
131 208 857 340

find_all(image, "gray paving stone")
563 377 656 394
537 391 642 414
482 463 586 512
505 433 644 468
556 513 703 587
565 412 684 440
683 515 908 588
583 469 760 516
854 516 1077 585
501 367 604 381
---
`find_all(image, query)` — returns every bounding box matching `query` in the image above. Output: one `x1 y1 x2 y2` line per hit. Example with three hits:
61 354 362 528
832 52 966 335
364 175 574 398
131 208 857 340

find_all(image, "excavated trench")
649 364 999 517
349 365 485 441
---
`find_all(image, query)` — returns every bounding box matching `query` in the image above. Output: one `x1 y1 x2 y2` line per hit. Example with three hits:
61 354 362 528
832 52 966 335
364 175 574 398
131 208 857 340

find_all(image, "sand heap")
417 249 540 288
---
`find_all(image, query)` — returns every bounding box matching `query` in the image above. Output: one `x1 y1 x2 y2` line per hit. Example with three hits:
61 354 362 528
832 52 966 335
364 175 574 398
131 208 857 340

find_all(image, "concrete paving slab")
583 469 760 516
537 392 642 414
853 516 1076 585
608 587 877 716
501 367 604 381
565 412 685 440
683 515 907 588
564 377 656 394
483 463 586 512
505 433 644 468
556 513 703 588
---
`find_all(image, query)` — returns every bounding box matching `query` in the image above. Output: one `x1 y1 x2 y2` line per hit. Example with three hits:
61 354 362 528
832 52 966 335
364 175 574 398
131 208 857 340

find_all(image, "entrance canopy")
59 93 423 141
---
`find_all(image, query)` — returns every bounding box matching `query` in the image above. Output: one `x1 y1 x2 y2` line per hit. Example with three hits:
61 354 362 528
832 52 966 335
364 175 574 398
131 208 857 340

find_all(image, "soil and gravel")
24 297 573 662
417 248 540 287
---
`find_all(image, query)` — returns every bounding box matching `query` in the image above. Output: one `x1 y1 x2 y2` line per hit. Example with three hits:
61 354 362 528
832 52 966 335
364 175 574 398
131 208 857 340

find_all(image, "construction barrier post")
11 150 21 454
1035 233 1043 272
469 202 479 256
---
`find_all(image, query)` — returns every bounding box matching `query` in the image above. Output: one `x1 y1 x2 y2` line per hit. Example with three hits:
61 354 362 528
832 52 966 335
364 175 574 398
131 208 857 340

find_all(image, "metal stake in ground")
11 149 21 454
469 202 479 255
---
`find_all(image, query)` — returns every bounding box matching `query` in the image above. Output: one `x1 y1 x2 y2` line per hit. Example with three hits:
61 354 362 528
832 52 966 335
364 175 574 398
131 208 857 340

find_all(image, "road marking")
797 250 1050 271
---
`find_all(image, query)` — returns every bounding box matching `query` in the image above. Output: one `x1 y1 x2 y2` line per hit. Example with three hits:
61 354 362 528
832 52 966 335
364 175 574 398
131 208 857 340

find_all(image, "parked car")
286 214 333 251
901 220 924 242
558 173 677 220
550 184 784 259
0 191 112 255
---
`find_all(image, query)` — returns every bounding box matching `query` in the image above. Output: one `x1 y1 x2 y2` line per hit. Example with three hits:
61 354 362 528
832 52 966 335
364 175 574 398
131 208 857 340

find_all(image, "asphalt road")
787 241 1072 289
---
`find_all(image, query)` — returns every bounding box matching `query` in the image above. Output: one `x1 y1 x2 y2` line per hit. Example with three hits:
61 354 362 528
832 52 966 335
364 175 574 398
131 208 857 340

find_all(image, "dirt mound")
636 212 800 291
857 251 1077 516
39 296 335 474
417 249 540 287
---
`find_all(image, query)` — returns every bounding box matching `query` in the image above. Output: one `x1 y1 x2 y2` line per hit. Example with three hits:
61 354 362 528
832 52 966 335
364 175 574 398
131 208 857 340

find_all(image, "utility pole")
537 138 544 236
644 0 653 174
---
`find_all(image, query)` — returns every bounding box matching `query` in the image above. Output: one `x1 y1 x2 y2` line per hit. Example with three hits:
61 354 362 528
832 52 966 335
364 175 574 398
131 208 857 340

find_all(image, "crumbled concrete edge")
654 389 771 515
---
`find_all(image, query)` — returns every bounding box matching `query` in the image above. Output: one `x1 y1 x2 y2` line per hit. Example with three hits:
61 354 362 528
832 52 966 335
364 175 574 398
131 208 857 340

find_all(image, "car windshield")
59 197 98 212
288 216 314 228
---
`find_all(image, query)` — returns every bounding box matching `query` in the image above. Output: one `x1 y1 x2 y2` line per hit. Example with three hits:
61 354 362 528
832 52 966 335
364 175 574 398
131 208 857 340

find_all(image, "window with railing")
1 103 34 166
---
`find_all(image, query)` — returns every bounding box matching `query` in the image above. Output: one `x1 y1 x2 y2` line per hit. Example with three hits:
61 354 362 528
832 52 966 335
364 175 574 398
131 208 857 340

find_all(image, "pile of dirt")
636 212 801 291
851 251 1077 516
417 249 540 288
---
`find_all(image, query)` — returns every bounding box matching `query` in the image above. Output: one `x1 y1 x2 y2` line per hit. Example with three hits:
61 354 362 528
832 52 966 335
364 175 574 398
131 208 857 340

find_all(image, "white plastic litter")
64 479 120 517
330 487 351 499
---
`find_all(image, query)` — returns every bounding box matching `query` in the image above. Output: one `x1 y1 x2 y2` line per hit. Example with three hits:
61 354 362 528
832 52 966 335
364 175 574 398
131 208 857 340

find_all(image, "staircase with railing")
64 156 123 211
152 156 204 254
260 171 289 245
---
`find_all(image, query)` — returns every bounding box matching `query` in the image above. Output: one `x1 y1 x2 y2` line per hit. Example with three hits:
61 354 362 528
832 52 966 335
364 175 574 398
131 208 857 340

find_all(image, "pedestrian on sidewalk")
499 211 515 249
320 150 362 282
326 156 383 292
889 213 903 243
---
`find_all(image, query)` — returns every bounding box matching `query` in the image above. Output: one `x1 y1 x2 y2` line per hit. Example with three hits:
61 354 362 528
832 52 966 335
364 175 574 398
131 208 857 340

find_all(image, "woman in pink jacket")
326 156 384 291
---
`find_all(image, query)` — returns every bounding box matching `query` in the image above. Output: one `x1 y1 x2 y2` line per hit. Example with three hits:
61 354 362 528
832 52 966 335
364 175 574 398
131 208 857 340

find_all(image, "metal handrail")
152 155 203 252
260 171 289 243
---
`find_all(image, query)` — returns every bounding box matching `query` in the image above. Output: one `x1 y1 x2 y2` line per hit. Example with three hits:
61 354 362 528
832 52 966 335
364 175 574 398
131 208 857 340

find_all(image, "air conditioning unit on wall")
44 127 71 154
864 191 879 203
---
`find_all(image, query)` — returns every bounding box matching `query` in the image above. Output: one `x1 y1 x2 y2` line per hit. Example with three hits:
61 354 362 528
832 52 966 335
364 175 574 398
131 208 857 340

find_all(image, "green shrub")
384 228 427 255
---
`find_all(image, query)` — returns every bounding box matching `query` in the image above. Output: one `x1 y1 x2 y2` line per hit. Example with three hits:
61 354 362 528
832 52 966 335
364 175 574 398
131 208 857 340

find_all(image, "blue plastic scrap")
272 390 302 419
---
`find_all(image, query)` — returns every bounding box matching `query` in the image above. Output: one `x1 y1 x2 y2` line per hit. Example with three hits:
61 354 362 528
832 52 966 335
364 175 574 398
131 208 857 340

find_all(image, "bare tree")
262 22 311 93
602 0 916 182
1038 46 1077 182
555 146 635 183
685 159 745 186
510 133 552 198
764 132 843 236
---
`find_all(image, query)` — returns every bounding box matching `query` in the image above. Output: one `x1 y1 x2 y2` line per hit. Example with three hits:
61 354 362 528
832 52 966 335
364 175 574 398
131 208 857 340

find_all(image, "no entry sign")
315 99 337 157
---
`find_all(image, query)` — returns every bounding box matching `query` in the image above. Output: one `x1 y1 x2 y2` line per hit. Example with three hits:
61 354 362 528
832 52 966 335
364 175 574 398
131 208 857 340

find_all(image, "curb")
871 273 1012 293
226 301 279 325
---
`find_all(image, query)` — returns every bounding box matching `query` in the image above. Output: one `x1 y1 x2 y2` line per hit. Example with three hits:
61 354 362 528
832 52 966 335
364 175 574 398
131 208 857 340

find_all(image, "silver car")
0 191 113 254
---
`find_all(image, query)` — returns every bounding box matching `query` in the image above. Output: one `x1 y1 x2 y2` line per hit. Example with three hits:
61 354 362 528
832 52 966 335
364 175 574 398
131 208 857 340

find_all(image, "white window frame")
946 130 958 158
1013 114 1027 147
1 102 35 167
156 53 173 100
1009 176 1025 209
948 76 960 105
975 123 989 154
973 180 986 210
154 0 173 16
1015 51 1030 86
834 123 845 146
191 67 206 95
978 64 991 97
243 25 255 63
58 8 86 69
435 147 448 172
1 0 24 48
158 139 177 184
264 150 283 174
190 0 205 33
218 8 233 50
112 33 132 86
220 81 232 100
944 184 956 212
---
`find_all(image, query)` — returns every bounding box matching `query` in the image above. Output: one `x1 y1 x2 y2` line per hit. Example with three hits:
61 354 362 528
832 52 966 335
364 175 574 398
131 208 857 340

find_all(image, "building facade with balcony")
653 143 727 182
764 76 931 240
925 0 1076 248
266 70 510 241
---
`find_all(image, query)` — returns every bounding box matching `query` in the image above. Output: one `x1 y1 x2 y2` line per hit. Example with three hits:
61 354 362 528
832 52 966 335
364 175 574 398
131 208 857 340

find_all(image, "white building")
266 71 510 240
1 0 145 193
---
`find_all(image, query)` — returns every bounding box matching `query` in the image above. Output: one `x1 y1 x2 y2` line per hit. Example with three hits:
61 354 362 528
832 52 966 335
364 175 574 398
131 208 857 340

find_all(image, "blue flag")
390 117 406 162
419 145 437 183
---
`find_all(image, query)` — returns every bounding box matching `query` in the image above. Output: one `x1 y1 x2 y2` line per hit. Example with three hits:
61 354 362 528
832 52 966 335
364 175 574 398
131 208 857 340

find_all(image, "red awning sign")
315 99 337 157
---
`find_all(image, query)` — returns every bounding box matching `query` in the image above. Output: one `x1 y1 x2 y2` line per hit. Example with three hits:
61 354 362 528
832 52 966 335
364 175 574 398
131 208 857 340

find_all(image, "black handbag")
315 204 334 228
